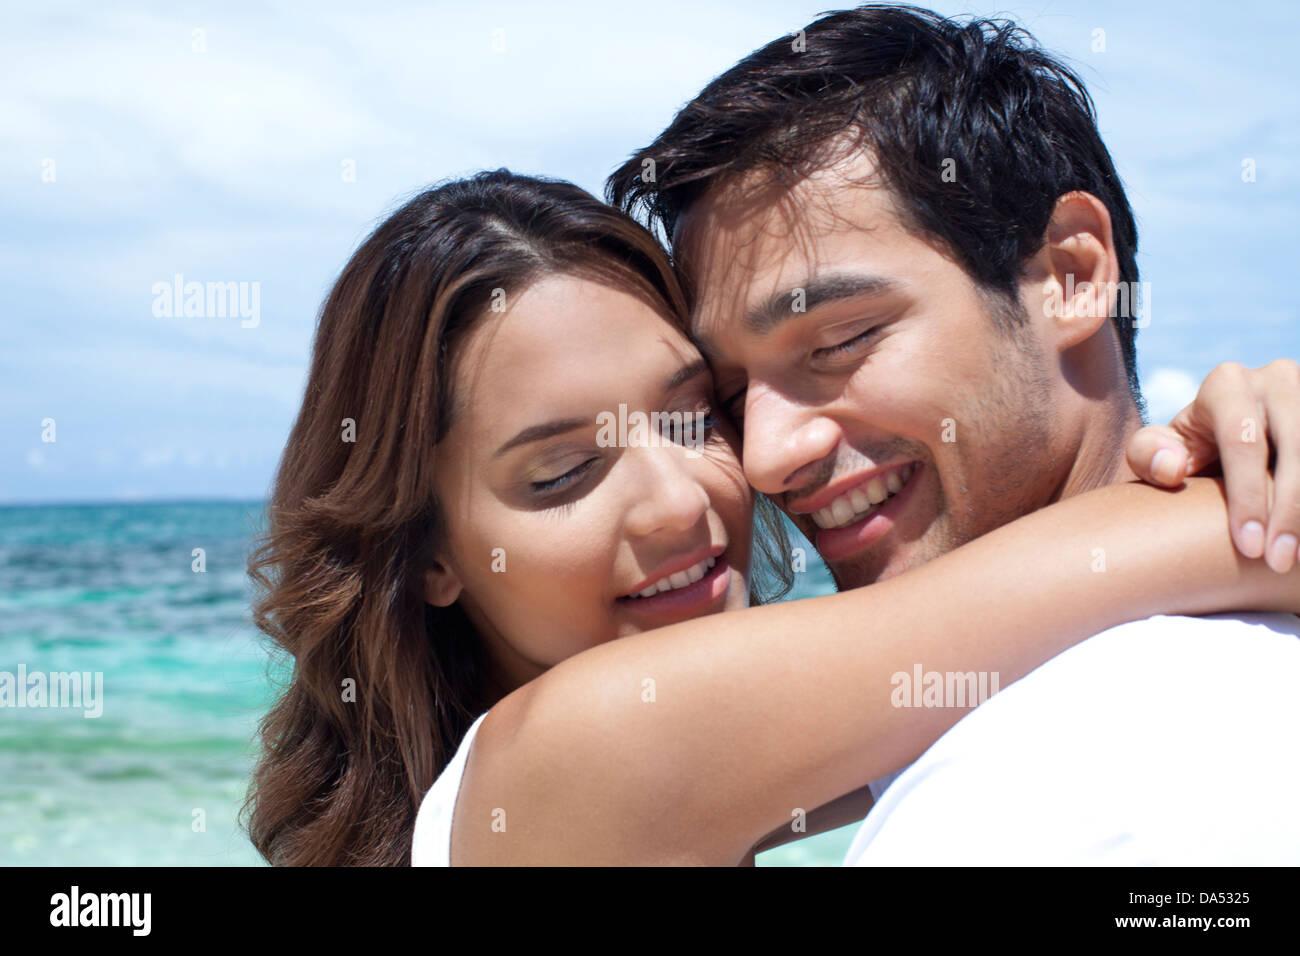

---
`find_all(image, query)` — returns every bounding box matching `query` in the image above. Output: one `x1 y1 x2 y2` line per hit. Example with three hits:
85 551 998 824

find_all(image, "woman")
243 170 1299 866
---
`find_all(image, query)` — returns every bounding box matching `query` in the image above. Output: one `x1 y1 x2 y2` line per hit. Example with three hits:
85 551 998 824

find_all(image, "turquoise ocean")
0 500 857 866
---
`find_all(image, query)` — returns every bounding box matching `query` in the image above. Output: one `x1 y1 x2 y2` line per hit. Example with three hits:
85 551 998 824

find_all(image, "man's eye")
530 458 596 494
814 328 877 360
722 388 747 420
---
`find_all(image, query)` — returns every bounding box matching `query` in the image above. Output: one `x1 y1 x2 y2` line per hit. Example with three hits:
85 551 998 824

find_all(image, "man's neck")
1050 392 1144 503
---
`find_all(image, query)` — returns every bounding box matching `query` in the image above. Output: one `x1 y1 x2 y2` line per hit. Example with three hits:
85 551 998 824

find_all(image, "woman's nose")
623 444 712 538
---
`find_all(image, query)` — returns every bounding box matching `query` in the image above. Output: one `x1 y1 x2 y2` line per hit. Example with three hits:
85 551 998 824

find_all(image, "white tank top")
411 711 489 866
410 709 904 865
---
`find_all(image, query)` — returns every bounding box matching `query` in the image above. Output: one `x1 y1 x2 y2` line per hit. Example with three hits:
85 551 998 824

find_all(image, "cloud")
1141 367 1201 423
2 0 1296 503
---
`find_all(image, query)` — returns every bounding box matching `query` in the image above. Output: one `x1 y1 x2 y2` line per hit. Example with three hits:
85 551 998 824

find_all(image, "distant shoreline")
0 497 268 510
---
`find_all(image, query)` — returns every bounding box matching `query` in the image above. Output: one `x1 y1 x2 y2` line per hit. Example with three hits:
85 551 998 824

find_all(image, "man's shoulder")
994 611 1300 704
1053 610 1299 659
1066 610 1300 655
846 612 1300 864
920 611 1300 757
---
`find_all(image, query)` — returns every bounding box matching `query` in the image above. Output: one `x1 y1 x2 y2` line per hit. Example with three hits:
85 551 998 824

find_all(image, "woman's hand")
1127 359 1300 573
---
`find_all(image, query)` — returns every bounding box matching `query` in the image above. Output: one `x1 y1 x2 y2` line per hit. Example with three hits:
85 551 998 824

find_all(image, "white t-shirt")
843 612 1300 865
411 711 488 867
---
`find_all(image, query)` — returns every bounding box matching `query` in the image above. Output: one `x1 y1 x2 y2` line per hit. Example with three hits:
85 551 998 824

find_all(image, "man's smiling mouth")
804 461 918 530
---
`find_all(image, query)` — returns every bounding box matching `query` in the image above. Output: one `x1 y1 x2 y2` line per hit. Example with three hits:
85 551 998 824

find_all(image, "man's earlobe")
1041 191 1121 349
423 560 463 608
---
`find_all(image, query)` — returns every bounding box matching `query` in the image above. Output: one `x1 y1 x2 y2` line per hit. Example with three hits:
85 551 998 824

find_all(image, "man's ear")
1032 191 1121 351
422 558 464 608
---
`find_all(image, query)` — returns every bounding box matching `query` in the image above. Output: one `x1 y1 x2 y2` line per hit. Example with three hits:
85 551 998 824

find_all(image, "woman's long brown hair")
242 169 791 866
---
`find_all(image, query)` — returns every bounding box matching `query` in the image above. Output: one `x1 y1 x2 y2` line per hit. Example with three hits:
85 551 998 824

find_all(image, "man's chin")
824 528 957 589
793 514 917 588
827 549 912 590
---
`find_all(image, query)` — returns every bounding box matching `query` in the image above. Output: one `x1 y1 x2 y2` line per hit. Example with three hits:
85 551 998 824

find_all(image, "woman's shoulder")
411 710 490 866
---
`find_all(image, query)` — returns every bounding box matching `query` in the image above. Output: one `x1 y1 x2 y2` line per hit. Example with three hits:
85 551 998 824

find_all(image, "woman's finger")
1125 423 1191 486
1196 363 1272 561
1259 360 1300 573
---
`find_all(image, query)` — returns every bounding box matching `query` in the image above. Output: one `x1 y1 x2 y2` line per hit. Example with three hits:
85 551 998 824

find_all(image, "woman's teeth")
810 462 917 530
627 556 717 599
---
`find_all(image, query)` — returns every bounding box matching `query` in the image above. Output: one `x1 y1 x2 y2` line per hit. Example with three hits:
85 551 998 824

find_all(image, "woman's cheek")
494 517 617 619
701 456 752 533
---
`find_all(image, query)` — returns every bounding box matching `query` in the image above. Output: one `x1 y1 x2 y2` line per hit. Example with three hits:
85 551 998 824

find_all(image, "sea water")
0 501 854 866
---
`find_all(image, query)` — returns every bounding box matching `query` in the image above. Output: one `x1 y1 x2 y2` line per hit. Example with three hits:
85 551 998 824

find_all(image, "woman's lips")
616 553 732 619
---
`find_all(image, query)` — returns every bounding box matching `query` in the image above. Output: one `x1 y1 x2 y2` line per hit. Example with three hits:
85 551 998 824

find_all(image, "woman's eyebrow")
666 358 710 391
494 418 589 458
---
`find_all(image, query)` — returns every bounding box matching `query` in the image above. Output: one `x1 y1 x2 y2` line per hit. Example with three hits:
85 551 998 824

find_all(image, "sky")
2 0 1296 503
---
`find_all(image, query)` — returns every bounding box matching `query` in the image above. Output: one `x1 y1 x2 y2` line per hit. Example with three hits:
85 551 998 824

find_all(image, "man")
607 5 1300 863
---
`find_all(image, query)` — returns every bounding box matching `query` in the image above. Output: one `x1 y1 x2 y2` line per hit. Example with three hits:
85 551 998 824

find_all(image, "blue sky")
3 0 1296 503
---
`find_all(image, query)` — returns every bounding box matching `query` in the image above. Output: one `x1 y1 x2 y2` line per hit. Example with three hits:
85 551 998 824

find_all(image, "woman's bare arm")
749 785 877 857
452 477 1300 865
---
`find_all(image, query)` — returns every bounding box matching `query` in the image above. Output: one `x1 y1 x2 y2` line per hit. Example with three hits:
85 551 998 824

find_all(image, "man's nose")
741 384 841 496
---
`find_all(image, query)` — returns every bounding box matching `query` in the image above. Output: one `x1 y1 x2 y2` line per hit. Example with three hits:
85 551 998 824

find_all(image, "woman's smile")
615 543 733 624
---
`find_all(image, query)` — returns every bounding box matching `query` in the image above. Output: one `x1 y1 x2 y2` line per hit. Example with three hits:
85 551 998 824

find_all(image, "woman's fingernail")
1266 533 1298 573
1239 521 1265 559
1151 448 1180 484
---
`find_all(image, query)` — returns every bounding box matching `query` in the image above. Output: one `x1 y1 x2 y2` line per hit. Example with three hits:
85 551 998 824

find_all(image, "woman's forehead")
448 276 704 430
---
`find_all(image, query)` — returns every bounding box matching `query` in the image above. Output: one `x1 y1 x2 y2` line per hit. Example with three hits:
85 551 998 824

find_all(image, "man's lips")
806 461 925 563
787 460 920 518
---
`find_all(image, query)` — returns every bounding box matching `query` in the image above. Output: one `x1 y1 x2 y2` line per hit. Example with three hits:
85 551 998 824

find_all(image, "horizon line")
0 495 268 509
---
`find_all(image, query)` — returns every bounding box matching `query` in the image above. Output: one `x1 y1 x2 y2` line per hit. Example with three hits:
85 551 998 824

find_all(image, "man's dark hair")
606 3 1144 409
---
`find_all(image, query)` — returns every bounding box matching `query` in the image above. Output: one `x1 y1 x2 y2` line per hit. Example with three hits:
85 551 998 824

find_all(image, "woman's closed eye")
661 404 722 445
683 411 721 443
525 397 723 497
529 457 598 495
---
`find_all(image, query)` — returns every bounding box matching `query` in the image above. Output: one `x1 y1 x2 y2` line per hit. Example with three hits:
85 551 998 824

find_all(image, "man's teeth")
810 463 917 530
628 556 717 599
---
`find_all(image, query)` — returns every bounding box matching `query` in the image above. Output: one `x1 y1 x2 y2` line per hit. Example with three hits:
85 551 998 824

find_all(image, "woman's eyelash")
672 412 720 443
661 403 719 438
531 407 720 493
530 458 596 494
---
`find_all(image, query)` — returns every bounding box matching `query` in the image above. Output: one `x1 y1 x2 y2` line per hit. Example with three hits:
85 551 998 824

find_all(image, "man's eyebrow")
745 273 898 335
493 360 710 458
